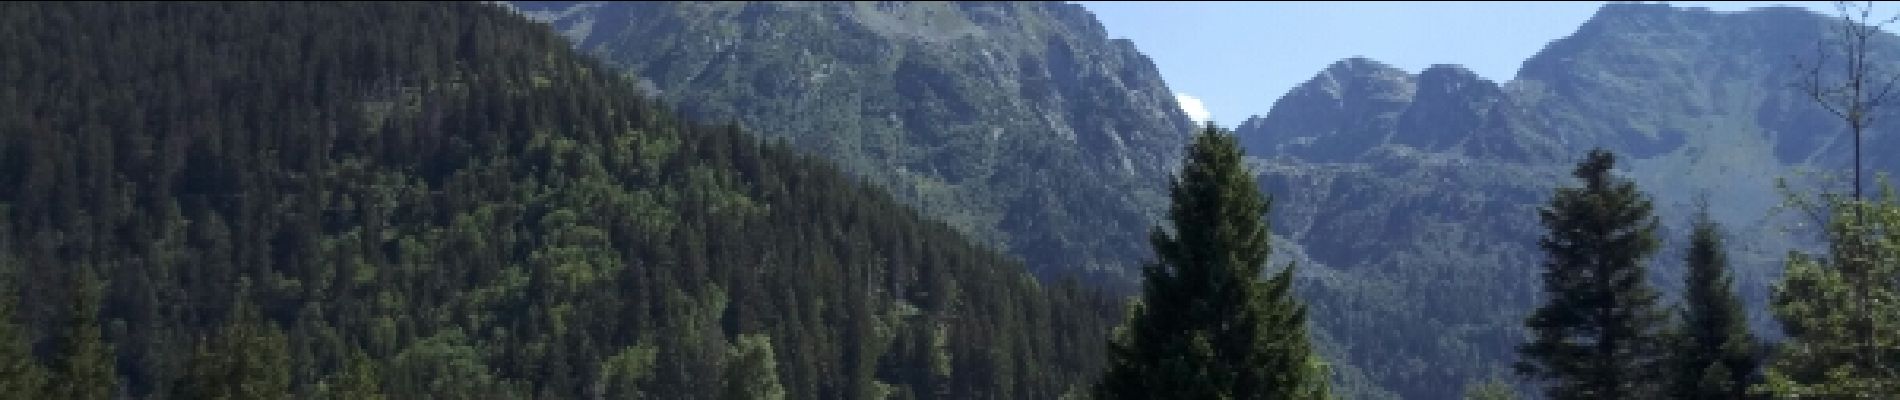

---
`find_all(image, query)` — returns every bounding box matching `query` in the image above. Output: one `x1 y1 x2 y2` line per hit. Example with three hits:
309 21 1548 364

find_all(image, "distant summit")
1233 2 1900 398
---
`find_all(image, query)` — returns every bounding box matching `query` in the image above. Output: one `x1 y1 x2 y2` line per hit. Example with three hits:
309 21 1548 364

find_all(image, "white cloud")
1175 93 1211 124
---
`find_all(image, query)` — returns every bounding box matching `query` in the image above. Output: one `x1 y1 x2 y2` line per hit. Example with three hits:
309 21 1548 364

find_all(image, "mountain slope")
1237 4 1900 398
0 2 1121 398
508 1 1196 279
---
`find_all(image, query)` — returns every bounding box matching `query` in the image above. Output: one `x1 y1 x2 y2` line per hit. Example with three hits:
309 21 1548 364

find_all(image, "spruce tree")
47 267 118 400
1667 205 1760 399
1095 123 1330 400
172 281 292 400
1516 149 1669 400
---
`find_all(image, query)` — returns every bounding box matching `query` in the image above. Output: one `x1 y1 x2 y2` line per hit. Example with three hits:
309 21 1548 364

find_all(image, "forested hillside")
507 1 1196 282
0 2 1122 398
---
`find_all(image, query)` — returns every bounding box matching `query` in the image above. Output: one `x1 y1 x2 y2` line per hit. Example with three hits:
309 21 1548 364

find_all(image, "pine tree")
1095 123 1330 400
1761 182 1900 397
172 281 292 400
47 267 118 400
1515 149 1669 400
1667 205 1760 399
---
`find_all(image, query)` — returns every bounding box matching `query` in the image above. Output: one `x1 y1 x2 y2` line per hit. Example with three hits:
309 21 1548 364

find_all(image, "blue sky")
1078 1 1855 127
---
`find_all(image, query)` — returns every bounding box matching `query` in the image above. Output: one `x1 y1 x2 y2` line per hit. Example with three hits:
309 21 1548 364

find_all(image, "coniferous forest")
6 2 1900 400
0 2 1122 398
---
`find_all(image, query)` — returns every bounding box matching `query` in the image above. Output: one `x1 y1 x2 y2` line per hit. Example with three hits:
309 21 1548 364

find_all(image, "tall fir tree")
1095 123 1330 400
1516 149 1669 400
1762 182 1900 397
172 280 292 400
1667 204 1761 399
47 266 118 400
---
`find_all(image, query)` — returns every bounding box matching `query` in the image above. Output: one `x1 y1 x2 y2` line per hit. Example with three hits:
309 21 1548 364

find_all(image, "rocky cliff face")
1240 59 1560 165
1238 4 1900 398
507 1 1195 279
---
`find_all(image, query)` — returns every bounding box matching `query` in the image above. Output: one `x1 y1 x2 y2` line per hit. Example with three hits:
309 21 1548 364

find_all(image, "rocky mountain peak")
512 0 1193 279
1236 57 1417 162
1235 4 1900 397
1393 64 1514 154
1414 64 1495 96
1310 57 1416 103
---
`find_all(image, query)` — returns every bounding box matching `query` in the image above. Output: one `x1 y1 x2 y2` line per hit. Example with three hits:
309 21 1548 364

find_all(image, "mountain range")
508 1 1194 282
1238 3 1900 398
513 2 1900 398
3 1 1891 399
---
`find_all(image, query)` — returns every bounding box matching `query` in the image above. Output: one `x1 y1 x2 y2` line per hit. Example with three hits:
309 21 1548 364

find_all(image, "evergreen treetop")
1096 123 1329 400
1517 149 1669 400
1668 203 1761 400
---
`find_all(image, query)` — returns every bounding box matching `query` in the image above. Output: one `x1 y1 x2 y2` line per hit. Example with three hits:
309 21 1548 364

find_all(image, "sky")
1078 1 1860 127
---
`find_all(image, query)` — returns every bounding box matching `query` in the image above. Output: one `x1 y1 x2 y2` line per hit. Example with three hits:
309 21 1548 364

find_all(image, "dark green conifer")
172 280 292 400
1516 149 1669 400
1666 204 1760 399
1096 123 1330 400
48 267 118 400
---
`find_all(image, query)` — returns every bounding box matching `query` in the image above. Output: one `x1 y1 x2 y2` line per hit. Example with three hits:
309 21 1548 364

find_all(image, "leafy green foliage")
386 329 525 399
1096 125 1329 400
1762 182 1900 398
0 2 1123 398
723 334 788 400
1516 149 1669 399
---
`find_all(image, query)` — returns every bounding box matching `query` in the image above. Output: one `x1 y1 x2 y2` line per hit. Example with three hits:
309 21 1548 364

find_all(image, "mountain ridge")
510 0 1196 282
1234 3 1900 398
